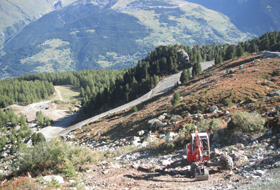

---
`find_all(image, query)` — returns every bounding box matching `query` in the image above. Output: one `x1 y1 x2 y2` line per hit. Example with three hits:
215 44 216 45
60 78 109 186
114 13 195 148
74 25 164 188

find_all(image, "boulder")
239 65 244 70
270 90 280 97
148 118 160 125
138 130 145 136
170 115 183 122
212 129 224 142
165 132 179 142
43 175 64 184
210 105 218 113
158 114 166 121
177 48 190 65
161 160 171 166
156 122 167 128
0 151 8 158
144 131 156 142
254 170 265 177
226 68 234 74
224 110 230 115
259 51 280 58
229 132 249 144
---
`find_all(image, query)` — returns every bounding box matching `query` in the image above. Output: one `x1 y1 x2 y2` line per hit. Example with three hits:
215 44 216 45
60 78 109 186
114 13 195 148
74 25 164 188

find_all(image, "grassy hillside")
0 0 254 79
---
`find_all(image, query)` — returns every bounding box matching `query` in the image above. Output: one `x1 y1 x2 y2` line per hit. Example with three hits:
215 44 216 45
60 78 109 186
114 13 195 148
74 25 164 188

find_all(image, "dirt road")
58 61 215 137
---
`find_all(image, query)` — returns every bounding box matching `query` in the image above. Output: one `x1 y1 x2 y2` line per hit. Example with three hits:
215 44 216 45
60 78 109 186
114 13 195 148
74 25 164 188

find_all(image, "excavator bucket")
195 167 209 181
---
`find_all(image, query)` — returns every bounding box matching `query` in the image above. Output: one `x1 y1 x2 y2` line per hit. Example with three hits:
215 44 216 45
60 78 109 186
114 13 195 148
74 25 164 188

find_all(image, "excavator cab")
187 132 210 162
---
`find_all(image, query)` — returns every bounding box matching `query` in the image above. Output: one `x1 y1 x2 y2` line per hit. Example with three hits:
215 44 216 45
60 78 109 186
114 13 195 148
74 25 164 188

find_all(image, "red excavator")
186 130 233 181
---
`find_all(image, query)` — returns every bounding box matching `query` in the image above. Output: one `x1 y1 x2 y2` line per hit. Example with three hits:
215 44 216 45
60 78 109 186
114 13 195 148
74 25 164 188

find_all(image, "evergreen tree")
224 45 236 60
192 62 202 78
249 42 258 53
187 68 191 79
180 70 189 84
171 92 180 107
31 132 46 145
215 54 222 64
260 38 270 51
236 45 244 57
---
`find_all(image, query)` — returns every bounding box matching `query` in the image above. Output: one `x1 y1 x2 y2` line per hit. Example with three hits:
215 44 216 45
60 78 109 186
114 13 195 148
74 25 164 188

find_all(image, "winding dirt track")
41 61 214 139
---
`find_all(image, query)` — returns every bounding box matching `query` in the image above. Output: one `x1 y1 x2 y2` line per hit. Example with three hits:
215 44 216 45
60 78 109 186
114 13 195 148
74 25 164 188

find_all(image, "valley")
0 0 254 79
0 1 280 188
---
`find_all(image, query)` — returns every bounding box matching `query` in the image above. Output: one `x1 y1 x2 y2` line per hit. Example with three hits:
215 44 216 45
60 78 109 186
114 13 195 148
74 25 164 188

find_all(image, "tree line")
1 31 279 118
0 79 54 108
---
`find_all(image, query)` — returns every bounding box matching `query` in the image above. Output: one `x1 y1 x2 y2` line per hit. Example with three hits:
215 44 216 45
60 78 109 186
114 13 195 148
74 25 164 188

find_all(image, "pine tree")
180 70 189 84
236 45 244 57
249 42 258 53
192 62 202 78
224 45 236 60
171 92 180 107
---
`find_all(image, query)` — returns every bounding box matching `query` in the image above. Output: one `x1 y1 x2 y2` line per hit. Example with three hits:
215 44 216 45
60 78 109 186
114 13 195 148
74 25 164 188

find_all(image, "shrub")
171 92 181 107
132 106 138 112
31 132 46 145
13 139 93 177
198 119 220 132
227 111 264 132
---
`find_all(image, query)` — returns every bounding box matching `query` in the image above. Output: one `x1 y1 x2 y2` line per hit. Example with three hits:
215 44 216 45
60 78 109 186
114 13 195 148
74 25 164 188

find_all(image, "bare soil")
79 164 244 189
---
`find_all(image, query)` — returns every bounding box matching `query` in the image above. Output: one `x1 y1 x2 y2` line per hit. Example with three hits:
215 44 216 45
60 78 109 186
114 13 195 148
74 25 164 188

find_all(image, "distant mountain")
186 0 280 35
0 0 81 48
0 0 255 79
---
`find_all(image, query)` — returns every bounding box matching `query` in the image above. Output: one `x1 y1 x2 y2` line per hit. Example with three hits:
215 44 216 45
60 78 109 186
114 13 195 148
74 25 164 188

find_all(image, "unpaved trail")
55 87 64 101
59 61 215 137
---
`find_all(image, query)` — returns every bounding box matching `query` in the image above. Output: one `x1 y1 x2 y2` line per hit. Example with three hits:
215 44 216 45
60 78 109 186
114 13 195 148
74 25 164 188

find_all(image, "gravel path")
56 61 214 137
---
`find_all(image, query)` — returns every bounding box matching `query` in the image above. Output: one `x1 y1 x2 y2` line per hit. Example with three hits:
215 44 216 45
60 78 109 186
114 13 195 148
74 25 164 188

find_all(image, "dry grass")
70 53 280 149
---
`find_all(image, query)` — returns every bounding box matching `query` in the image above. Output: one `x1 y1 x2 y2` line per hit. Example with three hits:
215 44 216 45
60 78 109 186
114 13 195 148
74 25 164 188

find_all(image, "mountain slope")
0 0 79 48
0 0 252 79
186 0 280 35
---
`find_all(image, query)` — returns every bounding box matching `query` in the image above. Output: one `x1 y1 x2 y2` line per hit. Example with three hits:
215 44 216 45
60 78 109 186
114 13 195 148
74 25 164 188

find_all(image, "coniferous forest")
0 30 279 119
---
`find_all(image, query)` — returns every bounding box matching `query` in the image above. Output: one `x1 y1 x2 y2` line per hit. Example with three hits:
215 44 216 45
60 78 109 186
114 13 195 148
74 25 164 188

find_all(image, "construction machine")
186 130 233 181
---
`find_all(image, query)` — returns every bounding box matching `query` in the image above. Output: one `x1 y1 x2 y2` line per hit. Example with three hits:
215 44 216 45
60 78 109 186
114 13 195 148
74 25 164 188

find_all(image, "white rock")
148 118 160 125
43 175 64 184
165 132 178 142
158 115 165 121
161 160 171 166
138 130 145 136
254 170 265 176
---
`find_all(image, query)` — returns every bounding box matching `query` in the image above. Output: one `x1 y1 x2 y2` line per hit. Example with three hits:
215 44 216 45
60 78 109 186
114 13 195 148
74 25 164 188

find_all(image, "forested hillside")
1 31 278 122
187 0 280 35
0 0 252 79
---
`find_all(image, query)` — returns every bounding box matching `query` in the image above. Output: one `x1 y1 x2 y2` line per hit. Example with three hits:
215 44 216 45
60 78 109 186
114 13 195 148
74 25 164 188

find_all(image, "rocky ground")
58 129 279 190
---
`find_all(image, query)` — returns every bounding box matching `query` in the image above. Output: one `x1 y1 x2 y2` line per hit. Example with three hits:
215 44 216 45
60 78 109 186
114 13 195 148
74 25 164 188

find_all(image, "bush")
132 106 138 112
171 92 181 107
227 111 264 132
13 139 93 177
198 119 220 132
31 132 46 145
